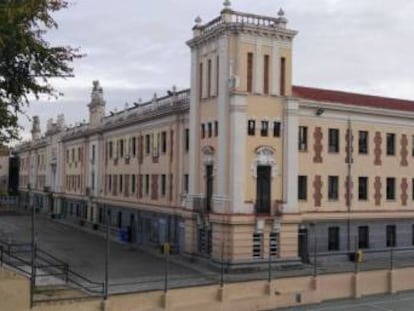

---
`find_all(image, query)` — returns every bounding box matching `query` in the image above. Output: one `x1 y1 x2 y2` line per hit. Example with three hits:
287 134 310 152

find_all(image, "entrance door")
129 214 136 243
206 165 213 212
256 166 271 214
298 228 309 263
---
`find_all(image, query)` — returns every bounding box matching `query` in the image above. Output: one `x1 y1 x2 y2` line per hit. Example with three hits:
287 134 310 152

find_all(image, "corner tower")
185 1 299 264
88 80 106 128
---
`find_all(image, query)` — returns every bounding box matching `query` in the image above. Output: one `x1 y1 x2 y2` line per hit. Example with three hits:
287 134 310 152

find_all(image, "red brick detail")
400 134 408 167
313 175 323 207
313 127 323 163
374 132 382 166
374 177 382 206
292 86 414 113
344 176 353 206
151 174 158 200
345 129 354 164
125 174 130 197
401 178 408 206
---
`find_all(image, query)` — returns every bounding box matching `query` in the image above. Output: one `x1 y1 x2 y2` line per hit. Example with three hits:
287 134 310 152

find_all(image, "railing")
0 196 18 206
193 197 207 213
0 240 105 300
197 10 286 35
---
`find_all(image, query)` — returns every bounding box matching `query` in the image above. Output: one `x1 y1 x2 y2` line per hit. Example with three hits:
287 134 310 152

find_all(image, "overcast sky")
20 0 414 140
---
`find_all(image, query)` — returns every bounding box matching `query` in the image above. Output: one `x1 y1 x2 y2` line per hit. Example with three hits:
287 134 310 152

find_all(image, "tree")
0 0 82 143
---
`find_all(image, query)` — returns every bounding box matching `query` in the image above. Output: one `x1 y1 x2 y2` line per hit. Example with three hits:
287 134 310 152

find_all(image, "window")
145 135 151 154
207 122 212 138
109 141 113 159
185 128 190 151
66 150 69 163
358 131 369 154
161 131 167 153
199 62 203 99
131 175 136 193
328 227 340 251
386 133 395 155
119 175 123 194
78 147 81 161
247 120 255 136
145 174 149 195
260 121 269 137
328 129 340 153
269 232 279 257
263 54 270 95
247 52 253 93
92 145 96 162
252 233 262 258
184 174 189 192
214 121 218 137
161 174 166 196
386 225 396 247
120 139 124 158
273 122 281 138
328 176 339 200
71 149 75 162
298 126 308 151
358 226 369 249
412 225 414 245
201 124 205 139
207 59 212 98
412 179 414 201
412 136 414 157
280 57 286 96
298 176 307 200
358 177 368 200
386 177 396 200
91 172 95 190
108 175 112 191
216 55 220 96
132 137 136 156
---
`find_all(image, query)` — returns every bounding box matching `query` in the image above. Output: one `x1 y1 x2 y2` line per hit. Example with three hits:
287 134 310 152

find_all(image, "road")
275 292 414 311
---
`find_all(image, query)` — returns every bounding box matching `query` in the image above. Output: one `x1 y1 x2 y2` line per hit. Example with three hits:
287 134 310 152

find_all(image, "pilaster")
187 48 201 210
229 94 248 214
271 40 280 96
283 98 299 213
214 35 230 213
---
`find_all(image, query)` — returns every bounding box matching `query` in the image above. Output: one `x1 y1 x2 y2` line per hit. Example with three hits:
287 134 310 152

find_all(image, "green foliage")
0 0 83 143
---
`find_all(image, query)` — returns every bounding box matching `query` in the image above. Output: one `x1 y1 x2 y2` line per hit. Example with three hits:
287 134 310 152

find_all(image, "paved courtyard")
0 212 215 293
276 292 414 311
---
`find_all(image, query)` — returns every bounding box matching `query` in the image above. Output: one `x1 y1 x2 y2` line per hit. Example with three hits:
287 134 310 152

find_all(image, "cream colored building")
15 3 414 267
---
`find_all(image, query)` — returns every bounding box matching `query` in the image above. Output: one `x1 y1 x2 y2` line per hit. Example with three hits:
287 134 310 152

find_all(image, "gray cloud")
19 0 414 138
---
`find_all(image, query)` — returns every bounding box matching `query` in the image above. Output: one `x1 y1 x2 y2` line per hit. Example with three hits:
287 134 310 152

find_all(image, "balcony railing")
193 197 208 213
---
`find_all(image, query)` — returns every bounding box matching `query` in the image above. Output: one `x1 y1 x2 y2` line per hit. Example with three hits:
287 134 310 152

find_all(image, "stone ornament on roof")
91 80 104 103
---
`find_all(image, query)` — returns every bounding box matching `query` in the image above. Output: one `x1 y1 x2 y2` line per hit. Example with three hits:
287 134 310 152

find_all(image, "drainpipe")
346 118 352 251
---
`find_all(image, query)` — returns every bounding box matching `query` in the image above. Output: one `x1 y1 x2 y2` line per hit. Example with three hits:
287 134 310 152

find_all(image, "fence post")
313 231 317 277
220 240 224 288
267 250 272 283
164 252 169 293
354 236 358 273
64 263 69 283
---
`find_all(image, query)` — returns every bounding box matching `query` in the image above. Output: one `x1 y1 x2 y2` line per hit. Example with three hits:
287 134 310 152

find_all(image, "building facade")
15 3 414 267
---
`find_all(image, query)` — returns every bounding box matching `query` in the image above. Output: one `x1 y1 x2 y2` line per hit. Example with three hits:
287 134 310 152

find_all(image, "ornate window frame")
251 145 278 178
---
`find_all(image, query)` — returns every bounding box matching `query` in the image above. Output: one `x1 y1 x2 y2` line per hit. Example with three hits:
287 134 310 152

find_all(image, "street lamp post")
29 183 36 308
104 205 110 299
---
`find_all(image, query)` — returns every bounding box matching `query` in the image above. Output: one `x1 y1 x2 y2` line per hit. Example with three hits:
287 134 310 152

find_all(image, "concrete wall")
4 266 414 311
